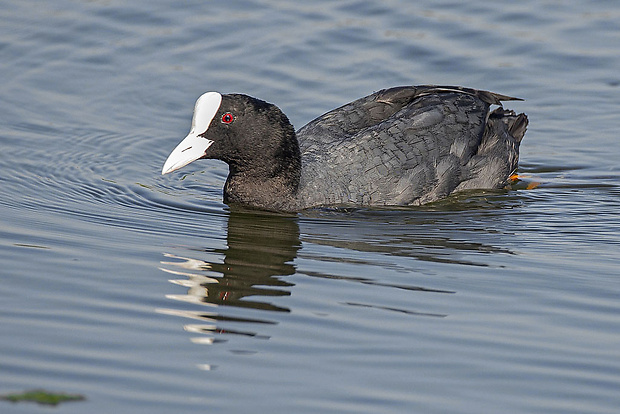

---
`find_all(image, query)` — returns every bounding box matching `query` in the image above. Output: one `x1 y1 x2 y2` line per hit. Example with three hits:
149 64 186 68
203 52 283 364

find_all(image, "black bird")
162 85 528 211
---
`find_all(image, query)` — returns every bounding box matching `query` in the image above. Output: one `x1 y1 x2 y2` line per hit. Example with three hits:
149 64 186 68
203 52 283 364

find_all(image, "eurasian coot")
162 85 528 211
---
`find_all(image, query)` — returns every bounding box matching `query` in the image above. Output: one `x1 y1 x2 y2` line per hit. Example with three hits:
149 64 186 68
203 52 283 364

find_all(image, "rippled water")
1 1 619 413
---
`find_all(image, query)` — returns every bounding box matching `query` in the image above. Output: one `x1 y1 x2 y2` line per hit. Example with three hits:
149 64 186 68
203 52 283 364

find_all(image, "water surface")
1 1 619 413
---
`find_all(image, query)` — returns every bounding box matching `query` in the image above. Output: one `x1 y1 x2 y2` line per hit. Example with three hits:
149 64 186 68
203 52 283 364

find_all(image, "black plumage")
162 85 528 211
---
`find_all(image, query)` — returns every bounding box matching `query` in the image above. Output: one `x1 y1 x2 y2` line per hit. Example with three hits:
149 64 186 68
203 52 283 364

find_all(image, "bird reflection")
201 209 300 312
158 207 301 355
158 196 519 370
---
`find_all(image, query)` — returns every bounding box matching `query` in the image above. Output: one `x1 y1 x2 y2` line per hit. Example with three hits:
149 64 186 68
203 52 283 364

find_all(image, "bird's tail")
490 107 528 143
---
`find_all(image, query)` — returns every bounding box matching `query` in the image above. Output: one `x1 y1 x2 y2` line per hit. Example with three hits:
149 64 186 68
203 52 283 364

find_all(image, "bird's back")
295 86 526 208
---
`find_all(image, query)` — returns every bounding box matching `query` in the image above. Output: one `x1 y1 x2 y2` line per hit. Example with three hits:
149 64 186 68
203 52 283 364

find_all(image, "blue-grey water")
1 1 619 413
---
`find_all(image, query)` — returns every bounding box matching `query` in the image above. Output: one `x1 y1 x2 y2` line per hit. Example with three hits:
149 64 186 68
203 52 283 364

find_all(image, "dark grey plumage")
168 85 528 211
295 85 527 208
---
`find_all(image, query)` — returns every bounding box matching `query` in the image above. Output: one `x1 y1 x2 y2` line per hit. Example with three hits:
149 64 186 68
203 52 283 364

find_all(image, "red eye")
221 112 234 124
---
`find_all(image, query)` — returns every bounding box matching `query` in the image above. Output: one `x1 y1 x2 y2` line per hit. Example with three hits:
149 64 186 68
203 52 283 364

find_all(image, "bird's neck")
224 172 298 211
223 129 301 211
